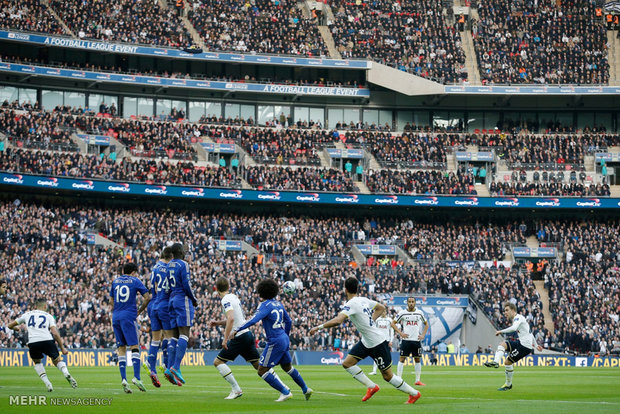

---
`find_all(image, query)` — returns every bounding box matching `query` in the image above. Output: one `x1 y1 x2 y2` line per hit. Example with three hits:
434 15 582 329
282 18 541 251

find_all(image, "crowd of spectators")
50 0 191 47
246 165 357 192
188 0 327 56
473 0 609 85
489 180 611 197
0 107 78 152
0 200 616 354
329 0 467 84
0 0 65 35
365 169 475 195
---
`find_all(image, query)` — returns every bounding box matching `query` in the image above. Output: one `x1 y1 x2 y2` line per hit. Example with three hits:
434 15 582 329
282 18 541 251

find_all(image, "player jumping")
392 297 428 386
110 262 151 393
484 302 543 390
8 299 78 392
309 277 421 404
229 278 313 402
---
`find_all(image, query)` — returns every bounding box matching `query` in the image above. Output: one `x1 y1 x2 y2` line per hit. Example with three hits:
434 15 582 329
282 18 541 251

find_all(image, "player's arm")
137 291 152 315
371 302 385 321
50 325 68 354
209 318 227 327
419 317 429 341
390 318 408 339
232 304 268 337
309 312 348 335
282 308 292 335
7 320 20 331
496 318 520 336
221 309 235 349
181 263 198 306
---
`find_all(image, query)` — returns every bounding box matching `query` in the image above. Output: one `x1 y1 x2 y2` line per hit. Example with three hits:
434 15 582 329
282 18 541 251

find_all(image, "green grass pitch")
1 365 618 413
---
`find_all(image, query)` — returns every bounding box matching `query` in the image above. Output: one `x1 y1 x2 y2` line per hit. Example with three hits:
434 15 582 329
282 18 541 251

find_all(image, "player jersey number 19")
114 285 130 303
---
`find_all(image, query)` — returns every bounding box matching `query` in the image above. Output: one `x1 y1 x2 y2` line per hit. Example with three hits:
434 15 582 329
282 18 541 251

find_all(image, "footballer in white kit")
309 277 421 405
392 297 428 385
484 302 542 391
7 299 78 392
210 277 261 400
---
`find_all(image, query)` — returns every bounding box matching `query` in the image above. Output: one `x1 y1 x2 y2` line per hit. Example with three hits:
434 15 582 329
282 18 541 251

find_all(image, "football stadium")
0 0 619 413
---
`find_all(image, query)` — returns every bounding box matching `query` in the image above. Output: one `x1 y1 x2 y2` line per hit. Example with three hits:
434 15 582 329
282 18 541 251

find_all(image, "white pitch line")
425 396 620 405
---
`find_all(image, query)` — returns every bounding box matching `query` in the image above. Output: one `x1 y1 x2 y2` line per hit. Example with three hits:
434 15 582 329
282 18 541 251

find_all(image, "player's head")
256 278 279 300
0 279 6 296
407 296 416 310
161 246 173 261
503 302 517 318
216 277 229 294
123 262 138 276
170 243 185 260
344 277 358 295
35 299 47 311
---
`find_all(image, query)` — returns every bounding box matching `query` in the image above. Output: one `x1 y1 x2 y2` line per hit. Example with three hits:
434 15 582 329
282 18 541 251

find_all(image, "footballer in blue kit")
165 243 197 386
231 279 312 402
144 247 173 388
110 263 151 394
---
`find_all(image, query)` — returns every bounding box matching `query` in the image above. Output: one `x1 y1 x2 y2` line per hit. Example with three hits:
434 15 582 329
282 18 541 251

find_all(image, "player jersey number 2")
271 309 285 329
114 285 130 303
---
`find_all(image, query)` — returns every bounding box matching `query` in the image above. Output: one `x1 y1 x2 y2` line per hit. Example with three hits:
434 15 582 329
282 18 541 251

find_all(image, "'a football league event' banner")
0 62 370 97
0 31 371 70
0 349 618 368
2 173 620 209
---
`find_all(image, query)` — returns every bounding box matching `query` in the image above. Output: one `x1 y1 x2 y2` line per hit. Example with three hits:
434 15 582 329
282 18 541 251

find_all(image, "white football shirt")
340 296 385 348
375 316 394 343
499 313 535 349
395 308 426 341
221 293 249 337
15 310 56 344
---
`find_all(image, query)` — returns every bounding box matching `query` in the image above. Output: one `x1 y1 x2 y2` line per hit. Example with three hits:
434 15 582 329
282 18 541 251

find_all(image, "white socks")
397 361 404 377
505 365 514 386
415 362 421 382
494 345 506 364
370 362 377 373
35 363 52 388
57 361 70 377
345 366 377 388
216 364 241 392
388 374 419 396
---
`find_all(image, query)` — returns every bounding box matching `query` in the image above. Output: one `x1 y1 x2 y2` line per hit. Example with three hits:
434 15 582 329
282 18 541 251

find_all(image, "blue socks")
174 335 188 371
148 341 160 372
161 339 169 368
262 369 290 395
287 368 308 393
132 350 141 380
118 355 127 381
167 338 177 370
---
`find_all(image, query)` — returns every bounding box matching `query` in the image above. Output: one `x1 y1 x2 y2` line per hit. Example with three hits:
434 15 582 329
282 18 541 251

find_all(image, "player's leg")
485 341 507 368
29 343 53 392
123 319 146 392
164 327 180 386
499 360 515 391
256 343 291 401
498 341 529 391
280 344 312 399
146 329 162 387
50 344 77 389
343 343 379 401
374 341 420 404
369 361 378 375
171 298 194 383
413 357 424 385
397 355 406 377
214 335 243 399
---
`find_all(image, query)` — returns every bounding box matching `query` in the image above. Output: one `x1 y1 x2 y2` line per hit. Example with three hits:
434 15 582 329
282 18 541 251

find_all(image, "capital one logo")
576 198 601 207
335 194 359 203
108 183 130 192
3 174 24 184
296 193 320 202
413 197 439 205
454 197 479 206
72 180 94 190
535 198 560 207
181 188 205 197
374 196 398 204
36 177 59 187
257 191 281 200
144 185 167 195
494 197 519 207
219 190 243 199
320 350 345 365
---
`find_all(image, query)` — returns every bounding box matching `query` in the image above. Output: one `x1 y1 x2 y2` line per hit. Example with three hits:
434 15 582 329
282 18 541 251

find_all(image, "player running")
484 302 543 390
144 247 173 387
392 297 428 386
210 277 262 399
166 243 197 385
309 277 421 404
369 308 393 376
110 262 151 393
229 278 313 402
8 299 78 392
